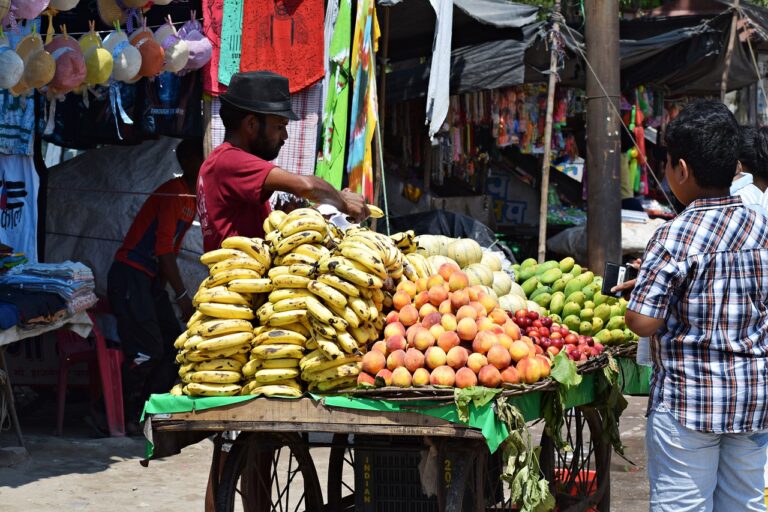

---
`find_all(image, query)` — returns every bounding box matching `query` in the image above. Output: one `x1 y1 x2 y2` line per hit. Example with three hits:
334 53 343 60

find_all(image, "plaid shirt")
629 196 768 433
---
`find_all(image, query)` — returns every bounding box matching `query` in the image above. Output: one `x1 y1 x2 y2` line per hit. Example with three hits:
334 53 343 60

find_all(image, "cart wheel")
539 406 611 512
326 433 355 511
215 432 324 512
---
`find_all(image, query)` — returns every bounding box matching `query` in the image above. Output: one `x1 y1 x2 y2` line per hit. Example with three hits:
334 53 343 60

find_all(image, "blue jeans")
647 405 768 511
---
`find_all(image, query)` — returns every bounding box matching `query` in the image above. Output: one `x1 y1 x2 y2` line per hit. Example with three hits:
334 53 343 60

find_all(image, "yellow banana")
221 236 271 268
263 217 274 234
254 328 307 346
206 268 262 288
347 296 370 322
196 331 253 352
174 330 191 349
300 353 361 374
335 331 360 354
268 288 313 303
308 280 348 308
183 335 205 350
280 253 319 266
339 245 388 280
273 321 311 339
302 361 361 383
306 297 348 330
288 263 315 277
267 265 291 279
198 302 255 320
268 309 308 327
200 248 249 266
349 325 371 345
305 337 318 350
261 358 300 369
193 286 250 307
189 370 242 384
271 274 311 289
240 378 301 395
265 229 282 245
271 296 309 312
314 375 358 392
186 382 241 396
209 257 266 278
326 301 359 329
255 301 275 325
190 319 253 340
244 384 302 398
308 316 337 339
317 274 359 297
178 363 195 377
195 358 244 372
293 243 330 261
367 204 384 218
275 230 325 255
251 344 305 360
317 255 353 274
333 264 383 289
277 207 324 228
254 368 300 383
315 334 345 361
278 215 328 237
186 310 206 329
267 210 288 230
227 278 273 294
170 383 184 396
231 353 248 365
242 358 262 377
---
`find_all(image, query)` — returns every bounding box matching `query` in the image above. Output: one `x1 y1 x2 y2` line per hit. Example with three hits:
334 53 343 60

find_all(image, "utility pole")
585 0 622 272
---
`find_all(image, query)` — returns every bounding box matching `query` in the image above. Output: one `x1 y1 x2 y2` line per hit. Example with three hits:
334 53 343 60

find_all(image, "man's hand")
178 295 195 322
610 258 641 297
340 188 370 223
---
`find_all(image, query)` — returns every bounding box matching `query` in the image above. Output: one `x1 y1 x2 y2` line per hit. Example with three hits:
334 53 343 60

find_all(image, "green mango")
535 261 559 275
512 265 521 281
564 278 583 298
606 316 626 331
540 268 563 285
610 329 626 344
551 278 566 293
564 315 582 332
594 329 612 345
561 273 575 284
521 276 539 297
593 276 603 289
521 258 538 269
592 317 604 332
549 292 565 316
593 292 608 307
580 308 594 321
518 266 537 282
570 264 582 276
562 302 582 318
594 304 612 322
559 257 575 273
549 314 562 324
533 293 552 308
580 321 594 336
565 291 586 307
609 304 623 318
623 328 638 342
530 286 552 300
619 299 628 315
584 300 595 311
582 283 600 301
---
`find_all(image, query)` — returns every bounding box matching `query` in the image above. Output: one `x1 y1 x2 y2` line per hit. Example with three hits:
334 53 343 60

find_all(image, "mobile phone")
602 262 639 297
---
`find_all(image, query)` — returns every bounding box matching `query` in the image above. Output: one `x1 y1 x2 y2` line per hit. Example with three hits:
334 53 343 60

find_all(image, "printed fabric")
240 0 325 93
346 0 379 202
0 91 34 157
315 0 350 190
628 195 768 433
203 0 226 95
218 0 244 87
273 83 322 176
0 155 38 262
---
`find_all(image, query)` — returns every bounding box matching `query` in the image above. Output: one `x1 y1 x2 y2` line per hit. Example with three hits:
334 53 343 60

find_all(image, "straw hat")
45 31 86 95
154 20 188 73
12 0 50 20
11 32 55 96
0 36 24 90
49 0 80 11
0 0 10 21
178 15 212 72
79 24 113 86
129 28 163 78
103 29 141 82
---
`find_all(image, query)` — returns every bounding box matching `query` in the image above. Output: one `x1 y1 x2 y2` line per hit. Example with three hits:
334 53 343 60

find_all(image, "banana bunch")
390 230 417 254
403 252 433 281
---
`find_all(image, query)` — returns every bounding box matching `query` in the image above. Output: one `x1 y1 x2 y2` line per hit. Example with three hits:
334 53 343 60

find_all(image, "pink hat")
12 0 50 20
177 12 212 73
45 29 86 95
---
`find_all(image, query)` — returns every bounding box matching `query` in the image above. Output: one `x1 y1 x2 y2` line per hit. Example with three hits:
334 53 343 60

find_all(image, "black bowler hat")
220 71 298 120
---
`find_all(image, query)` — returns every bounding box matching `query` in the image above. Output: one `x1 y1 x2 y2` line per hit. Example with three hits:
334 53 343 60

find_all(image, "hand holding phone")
602 262 639 297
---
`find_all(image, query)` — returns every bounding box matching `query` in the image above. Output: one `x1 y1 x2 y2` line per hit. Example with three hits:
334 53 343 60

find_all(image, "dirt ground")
0 393 650 511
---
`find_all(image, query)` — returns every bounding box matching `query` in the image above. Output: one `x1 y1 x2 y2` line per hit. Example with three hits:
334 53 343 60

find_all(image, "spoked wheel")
215 432 324 512
539 406 611 512
326 433 355 512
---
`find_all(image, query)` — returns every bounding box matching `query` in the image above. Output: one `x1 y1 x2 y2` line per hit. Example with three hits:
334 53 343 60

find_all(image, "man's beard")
250 127 283 161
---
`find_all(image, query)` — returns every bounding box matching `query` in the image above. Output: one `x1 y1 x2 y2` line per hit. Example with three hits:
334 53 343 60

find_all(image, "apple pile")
358 263 553 389
510 309 605 362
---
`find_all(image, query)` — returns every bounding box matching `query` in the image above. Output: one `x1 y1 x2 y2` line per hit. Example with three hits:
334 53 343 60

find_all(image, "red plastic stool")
55 311 125 437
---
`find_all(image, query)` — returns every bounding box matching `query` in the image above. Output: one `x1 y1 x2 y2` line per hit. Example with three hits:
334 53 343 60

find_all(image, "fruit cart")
143 356 619 512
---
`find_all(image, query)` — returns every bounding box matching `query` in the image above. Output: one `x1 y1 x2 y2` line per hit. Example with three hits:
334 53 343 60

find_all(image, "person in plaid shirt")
626 100 768 511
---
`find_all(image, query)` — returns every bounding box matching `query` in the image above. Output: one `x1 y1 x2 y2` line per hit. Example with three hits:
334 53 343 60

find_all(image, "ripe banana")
309 317 337 340
314 375 359 392
267 210 288 231
347 296 370 322
186 382 241 396
183 335 205 350
349 325 371 345
288 263 315 278
221 236 271 268
275 230 325 255
242 358 262 377
178 363 195 377
339 245 388 280
170 383 184 396
206 268 262 288
254 328 307 346
335 331 360 354
196 331 253 352
254 368 300 383
209 257 266 277
302 361 361 383
271 274 311 289
195 358 243 372
333 264 383 289
306 297 348 330
326 301 359 329
308 280 348 308
268 309 308 327
278 215 328 237
280 253 318 266
227 278 273 294
271 295 309 313
367 204 384 218
255 302 275 324
277 208 324 229
261 358 300 369
243 384 302 398
200 248 249 266
193 287 250 307
174 330 190 349
275 321 311 339
198 302 255 320
317 274 359 297
186 310 206 329
293 243 330 261
189 370 242 384
268 288 313 303
252 344 305 360
300 352 360 373
315 334 345 361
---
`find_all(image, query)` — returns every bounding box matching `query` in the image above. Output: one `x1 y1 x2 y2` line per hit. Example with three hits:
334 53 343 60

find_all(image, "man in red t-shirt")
108 138 203 433
198 71 368 252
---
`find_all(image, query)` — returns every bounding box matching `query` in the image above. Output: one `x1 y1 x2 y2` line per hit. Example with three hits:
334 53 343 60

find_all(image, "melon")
447 239 483 268
481 252 503 272
415 235 441 257
464 263 494 287
427 255 459 272
492 271 513 297
478 285 497 299
499 294 527 313
507 282 527 300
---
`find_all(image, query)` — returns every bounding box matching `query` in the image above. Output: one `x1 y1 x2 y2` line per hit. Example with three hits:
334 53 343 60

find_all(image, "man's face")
249 114 289 161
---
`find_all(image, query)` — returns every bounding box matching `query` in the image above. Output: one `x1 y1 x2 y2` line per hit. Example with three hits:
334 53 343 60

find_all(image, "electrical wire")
46 186 195 198
3 16 203 38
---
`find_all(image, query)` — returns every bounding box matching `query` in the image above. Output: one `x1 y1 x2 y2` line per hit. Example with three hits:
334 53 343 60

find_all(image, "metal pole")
585 0 622 272
372 7 390 231
721 1 740 101
537 2 562 263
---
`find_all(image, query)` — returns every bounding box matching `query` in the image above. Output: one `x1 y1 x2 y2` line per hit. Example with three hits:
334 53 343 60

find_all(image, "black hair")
663 100 739 189
753 127 768 182
176 137 204 173
219 100 265 133
738 125 758 174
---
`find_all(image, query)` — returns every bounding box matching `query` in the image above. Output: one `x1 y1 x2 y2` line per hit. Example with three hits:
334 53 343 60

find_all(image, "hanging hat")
45 27 86 95
154 18 188 73
177 12 212 73
129 25 163 78
0 36 23 90
96 0 147 27
12 0 50 20
49 0 80 11
79 22 113 86
103 29 141 82
11 32 55 96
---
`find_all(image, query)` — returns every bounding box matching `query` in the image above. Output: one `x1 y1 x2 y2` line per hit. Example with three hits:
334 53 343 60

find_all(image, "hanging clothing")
0 91 34 157
316 0 351 189
425 0 452 139
210 96 226 148
346 0 380 202
0 155 39 262
272 83 323 176
240 0 325 93
203 0 226 95
322 0 341 102
218 0 244 87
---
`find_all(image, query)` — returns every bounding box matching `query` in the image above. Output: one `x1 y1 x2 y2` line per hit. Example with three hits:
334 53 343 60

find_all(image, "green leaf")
453 386 501 423
550 350 582 388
